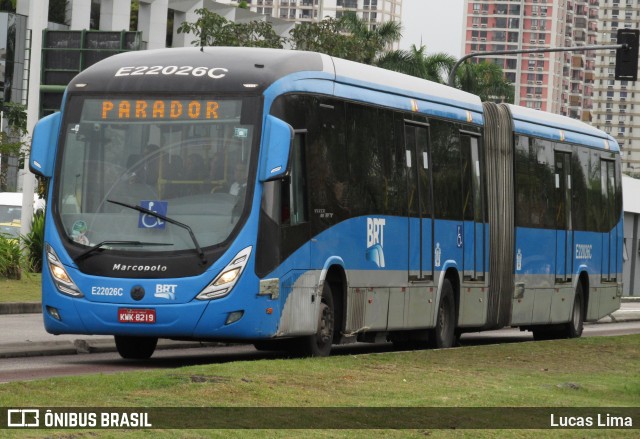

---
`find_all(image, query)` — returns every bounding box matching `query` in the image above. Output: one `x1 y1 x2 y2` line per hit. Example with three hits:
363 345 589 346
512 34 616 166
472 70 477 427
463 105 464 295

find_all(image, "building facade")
239 0 402 27
461 0 598 121
0 12 28 191
461 0 640 171
591 0 640 174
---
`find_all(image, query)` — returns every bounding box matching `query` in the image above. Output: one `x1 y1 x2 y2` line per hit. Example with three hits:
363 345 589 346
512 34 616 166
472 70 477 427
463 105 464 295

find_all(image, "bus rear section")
483 103 623 340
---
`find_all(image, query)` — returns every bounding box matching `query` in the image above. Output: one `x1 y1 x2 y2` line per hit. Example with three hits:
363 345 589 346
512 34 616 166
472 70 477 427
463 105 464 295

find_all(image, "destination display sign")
99 99 221 121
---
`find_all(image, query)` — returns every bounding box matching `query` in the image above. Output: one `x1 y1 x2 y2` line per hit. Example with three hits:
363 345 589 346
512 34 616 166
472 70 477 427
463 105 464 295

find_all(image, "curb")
0 338 220 359
596 312 640 324
0 302 41 314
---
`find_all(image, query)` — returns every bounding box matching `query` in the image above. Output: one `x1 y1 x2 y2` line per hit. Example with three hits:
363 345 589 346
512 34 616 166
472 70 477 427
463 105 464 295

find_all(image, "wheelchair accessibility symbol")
456 225 463 248
138 200 168 229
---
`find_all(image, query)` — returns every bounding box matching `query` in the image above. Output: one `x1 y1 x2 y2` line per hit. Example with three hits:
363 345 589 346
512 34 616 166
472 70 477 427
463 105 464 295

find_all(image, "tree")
289 17 354 59
340 14 402 65
290 15 402 65
176 8 284 48
376 44 456 83
377 44 514 103
176 10 512 102
455 61 514 103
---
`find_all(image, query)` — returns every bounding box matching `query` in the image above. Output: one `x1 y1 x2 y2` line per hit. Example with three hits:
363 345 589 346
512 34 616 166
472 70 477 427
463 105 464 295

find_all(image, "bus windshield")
55 96 256 253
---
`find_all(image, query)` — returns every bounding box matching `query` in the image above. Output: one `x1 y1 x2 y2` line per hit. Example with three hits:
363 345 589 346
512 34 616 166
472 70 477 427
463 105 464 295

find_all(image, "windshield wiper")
107 199 207 265
75 240 173 262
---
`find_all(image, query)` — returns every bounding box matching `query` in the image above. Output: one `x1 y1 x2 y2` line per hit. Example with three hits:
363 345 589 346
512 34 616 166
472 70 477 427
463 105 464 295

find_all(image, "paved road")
1 318 640 383
1 300 638 360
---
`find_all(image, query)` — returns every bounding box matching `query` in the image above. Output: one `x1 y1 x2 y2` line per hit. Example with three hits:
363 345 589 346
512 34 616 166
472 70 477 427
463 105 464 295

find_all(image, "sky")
400 0 465 57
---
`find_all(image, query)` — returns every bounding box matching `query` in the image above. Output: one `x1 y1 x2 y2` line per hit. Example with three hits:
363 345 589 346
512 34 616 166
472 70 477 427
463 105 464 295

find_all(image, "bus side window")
281 133 308 226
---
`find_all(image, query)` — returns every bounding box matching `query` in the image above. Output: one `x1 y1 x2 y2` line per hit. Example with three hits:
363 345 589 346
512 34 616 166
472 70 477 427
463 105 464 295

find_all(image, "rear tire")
114 335 158 360
564 285 584 338
428 279 456 349
532 284 585 340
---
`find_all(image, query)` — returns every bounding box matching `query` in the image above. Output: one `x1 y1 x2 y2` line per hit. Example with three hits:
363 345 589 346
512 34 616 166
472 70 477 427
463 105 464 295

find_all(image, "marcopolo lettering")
113 264 168 272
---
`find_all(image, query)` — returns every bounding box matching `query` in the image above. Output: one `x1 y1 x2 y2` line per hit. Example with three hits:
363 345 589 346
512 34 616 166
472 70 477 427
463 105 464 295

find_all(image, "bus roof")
68 47 482 115
330 56 483 115
507 103 619 151
68 47 615 146
68 47 329 94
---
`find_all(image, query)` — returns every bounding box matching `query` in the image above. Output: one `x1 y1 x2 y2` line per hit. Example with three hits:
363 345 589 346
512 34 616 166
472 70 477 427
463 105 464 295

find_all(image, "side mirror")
259 115 294 182
30 112 61 178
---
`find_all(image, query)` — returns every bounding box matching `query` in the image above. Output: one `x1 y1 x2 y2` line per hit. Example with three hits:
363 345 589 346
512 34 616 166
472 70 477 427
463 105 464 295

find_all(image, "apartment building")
462 0 598 121
462 0 640 171
592 0 640 173
230 0 402 27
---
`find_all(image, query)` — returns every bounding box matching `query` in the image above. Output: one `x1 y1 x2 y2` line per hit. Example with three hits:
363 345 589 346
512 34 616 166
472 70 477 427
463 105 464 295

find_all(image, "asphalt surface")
1 298 639 359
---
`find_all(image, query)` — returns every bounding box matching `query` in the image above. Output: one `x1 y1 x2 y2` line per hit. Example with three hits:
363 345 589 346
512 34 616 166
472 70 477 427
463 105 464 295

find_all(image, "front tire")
297 283 335 357
428 279 456 349
114 335 158 360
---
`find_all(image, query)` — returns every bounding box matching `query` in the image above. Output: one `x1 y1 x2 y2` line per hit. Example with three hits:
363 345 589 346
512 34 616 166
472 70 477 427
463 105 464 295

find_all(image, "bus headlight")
196 246 252 300
46 244 83 298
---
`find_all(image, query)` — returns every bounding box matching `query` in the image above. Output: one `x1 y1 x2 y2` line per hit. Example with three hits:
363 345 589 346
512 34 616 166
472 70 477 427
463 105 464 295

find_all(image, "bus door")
405 121 433 281
601 159 617 281
554 151 572 283
461 134 485 280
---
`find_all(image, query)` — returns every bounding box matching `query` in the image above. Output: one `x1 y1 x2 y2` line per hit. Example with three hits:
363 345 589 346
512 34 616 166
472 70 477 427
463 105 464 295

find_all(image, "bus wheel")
298 283 335 357
114 335 158 360
533 285 585 340
428 279 456 349
564 285 584 338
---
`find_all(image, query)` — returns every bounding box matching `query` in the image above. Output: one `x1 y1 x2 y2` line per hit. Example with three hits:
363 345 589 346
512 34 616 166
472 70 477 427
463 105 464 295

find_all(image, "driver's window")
281 133 308 227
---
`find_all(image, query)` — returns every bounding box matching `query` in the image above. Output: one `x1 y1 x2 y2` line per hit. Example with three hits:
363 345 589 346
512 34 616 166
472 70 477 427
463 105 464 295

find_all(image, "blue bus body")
30 48 622 358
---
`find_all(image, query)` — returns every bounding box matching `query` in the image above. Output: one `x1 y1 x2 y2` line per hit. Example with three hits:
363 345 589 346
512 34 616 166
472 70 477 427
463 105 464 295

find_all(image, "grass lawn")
0 273 41 303
1 335 639 438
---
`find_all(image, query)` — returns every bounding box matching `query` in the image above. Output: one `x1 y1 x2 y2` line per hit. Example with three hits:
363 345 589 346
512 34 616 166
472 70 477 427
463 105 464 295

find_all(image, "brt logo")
155 284 177 300
366 218 386 268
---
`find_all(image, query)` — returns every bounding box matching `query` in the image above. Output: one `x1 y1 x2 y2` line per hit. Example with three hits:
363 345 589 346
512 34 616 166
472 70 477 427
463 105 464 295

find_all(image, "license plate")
118 308 156 324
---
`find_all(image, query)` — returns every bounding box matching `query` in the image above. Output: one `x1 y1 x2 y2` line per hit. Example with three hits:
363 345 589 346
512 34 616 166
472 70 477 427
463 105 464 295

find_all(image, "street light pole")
447 43 627 87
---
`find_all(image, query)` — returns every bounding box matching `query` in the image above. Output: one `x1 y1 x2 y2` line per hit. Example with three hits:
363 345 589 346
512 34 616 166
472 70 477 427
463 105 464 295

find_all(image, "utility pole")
17 0 50 237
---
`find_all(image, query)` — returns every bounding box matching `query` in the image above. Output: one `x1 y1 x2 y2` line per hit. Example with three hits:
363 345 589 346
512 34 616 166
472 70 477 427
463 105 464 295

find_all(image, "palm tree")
455 61 514 103
340 15 403 65
376 44 456 83
376 44 514 103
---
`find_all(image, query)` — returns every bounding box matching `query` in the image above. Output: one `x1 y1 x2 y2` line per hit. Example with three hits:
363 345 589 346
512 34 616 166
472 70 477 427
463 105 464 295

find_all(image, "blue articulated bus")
29 47 623 359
